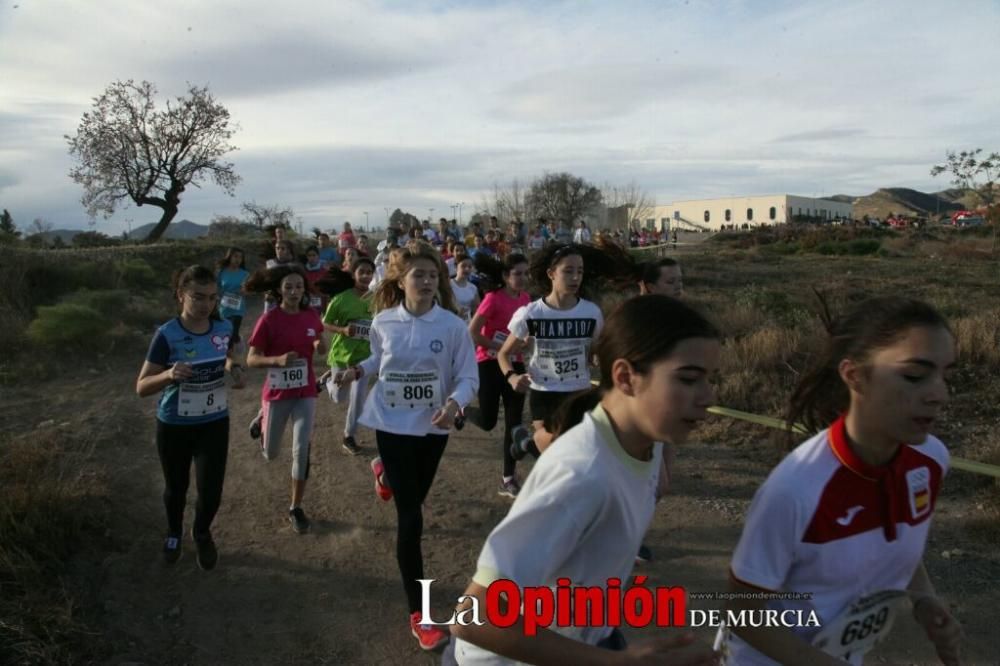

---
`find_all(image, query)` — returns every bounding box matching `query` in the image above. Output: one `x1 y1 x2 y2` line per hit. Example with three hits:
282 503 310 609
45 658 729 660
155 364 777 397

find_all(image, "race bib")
486 331 508 359
220 292 243 311
534 344 586 382
268 359 309 390
349 319 372 340
381 370 441 409
309 295 323 309
178 379 227 417
811 590 908 660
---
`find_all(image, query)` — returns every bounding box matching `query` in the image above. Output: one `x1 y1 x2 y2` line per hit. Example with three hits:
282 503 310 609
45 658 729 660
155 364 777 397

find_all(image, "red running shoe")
410 611 449 651
370 456 392 501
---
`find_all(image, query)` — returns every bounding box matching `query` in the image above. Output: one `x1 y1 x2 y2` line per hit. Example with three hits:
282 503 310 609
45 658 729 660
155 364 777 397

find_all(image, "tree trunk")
145 205 178 242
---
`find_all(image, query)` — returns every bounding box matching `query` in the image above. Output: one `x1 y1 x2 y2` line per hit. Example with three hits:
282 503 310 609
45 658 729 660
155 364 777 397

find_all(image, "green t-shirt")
322 289 373 368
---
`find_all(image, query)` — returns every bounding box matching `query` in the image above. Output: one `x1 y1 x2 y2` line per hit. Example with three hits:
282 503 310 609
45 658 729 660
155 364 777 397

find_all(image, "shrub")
61 289 130 316
116 257 158 289
846 239 881 256
26 303 109 348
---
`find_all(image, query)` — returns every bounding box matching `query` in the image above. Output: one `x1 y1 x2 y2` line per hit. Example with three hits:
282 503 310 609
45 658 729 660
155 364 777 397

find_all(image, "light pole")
384 207 390 226
457 202 464 226
429 208 434 222
363 211 369 230
450 204 457 219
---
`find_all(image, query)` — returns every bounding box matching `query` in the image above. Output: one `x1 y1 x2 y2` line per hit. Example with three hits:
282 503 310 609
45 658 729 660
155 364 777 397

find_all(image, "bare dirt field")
3 347 997 665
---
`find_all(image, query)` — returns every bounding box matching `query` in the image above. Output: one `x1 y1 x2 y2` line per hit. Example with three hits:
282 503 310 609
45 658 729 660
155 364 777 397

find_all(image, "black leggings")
225 315 243 344
155 417 229 538
376 430 448 613
471 360 526 477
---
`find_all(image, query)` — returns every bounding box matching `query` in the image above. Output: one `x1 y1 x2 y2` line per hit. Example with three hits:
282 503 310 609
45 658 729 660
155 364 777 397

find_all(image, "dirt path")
10 355 999 664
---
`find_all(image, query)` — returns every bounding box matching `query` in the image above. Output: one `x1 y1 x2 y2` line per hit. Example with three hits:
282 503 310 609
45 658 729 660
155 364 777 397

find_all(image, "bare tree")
525 172 603 229
602 180 655 231
66 80 240 242
241 201 296 229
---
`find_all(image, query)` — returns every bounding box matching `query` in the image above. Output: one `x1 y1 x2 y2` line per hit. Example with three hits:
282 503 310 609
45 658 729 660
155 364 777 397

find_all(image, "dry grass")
951 309 1000 367
0 428 111 663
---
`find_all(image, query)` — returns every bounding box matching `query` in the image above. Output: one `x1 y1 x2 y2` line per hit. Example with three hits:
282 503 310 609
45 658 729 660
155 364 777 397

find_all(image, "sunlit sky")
1 0 998 234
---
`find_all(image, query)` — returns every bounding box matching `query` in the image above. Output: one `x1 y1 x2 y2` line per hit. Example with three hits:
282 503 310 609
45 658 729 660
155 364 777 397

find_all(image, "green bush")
26 303 109 348
846 239 881 256
816 241 843 255
117 257 158 289
61 289 130 316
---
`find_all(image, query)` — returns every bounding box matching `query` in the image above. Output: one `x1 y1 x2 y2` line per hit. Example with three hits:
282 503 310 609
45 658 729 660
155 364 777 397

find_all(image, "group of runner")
135 227 962 665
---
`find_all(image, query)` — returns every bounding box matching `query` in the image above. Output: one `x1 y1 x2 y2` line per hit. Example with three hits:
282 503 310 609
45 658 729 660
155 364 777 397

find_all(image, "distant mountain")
130 219 209 240
824 195 854 204
851 188 964 220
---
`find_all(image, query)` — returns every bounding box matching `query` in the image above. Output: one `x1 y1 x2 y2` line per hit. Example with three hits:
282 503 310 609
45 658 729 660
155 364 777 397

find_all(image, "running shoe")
498 477 521 499
370 457 393 501
289 507 310 534
635 543 653 564
342 436 362 456
163 534 182 564
509 425 532 461
193 531 218 571
410 611 450 651
249 412 263 440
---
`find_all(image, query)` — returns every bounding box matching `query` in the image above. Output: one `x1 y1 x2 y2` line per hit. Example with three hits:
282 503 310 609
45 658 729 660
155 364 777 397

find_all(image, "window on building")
661 217 670 231
747 208 754 221
725 209 731 222
704 210 710 223
769 206 776 220
646 219 655 230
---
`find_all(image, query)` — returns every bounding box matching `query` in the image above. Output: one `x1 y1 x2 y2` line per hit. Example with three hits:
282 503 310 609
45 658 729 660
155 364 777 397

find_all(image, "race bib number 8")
178 379 227 417
268 359 309 390
382 371 441 409
811 590 908 660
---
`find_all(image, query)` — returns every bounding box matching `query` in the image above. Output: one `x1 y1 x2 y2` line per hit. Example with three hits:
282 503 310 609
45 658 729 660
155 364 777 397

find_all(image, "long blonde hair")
372 242 459 315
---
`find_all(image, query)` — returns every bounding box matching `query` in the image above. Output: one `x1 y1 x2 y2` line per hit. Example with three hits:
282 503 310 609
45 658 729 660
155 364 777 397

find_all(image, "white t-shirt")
507 298 603 392
358 304 479 436
454 405 662 665
573 227 591 243
451 279 478 321
724 415 949 665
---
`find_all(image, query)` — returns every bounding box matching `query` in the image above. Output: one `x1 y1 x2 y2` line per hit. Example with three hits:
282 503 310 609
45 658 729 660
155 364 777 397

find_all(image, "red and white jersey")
727 415 948 665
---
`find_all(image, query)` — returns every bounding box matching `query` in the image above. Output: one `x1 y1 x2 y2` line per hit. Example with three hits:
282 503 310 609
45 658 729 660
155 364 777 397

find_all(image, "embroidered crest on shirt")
211 334 230 352
429 339 444 353
906 466 931 519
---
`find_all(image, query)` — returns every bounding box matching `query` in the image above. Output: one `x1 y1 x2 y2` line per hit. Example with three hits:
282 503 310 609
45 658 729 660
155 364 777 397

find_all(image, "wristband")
504 369 518 380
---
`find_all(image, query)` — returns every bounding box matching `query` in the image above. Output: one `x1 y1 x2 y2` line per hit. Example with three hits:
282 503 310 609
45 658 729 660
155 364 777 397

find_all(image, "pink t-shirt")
248 306 324 401
338 230 356 250
474 289 531 363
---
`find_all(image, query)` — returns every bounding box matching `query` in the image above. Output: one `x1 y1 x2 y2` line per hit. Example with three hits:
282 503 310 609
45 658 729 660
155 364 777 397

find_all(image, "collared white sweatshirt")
358 303 479 436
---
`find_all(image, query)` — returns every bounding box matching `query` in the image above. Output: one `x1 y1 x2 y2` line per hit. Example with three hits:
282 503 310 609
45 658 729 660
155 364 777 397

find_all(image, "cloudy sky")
1 0 998 234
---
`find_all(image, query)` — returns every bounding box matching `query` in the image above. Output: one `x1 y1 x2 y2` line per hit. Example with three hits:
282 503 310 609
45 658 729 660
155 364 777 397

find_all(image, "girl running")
334 243 478 652
448 295 721 664
303 244 328 312
721 296 962 665
316 256 376 456
465 253 531 497
450 253 480 322
637 257 683 298
136 265 246 570
216 247 250 350
245 265 327 535
498 243 606 459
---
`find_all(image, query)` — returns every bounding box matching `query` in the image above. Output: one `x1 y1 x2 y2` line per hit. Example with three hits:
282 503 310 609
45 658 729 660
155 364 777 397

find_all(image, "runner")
465 253 531 498
303 244 328 312
216 247 250 351
721 296 962 665
447 294 721 664
334 243 478 651
637 258 683 298
135 265 246 570
450 253 480 322
498 243 605 460
316 257 376 456
244 265 327 535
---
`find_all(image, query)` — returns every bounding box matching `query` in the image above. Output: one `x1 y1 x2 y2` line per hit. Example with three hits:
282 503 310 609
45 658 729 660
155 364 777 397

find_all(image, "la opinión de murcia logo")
417 578 821 635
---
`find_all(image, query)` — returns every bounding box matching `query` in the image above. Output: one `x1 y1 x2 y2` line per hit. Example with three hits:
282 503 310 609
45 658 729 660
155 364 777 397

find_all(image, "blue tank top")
146 318 233 425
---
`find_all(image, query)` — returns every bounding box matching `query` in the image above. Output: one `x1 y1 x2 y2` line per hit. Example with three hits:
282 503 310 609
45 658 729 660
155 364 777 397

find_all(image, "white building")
635 195 853 232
